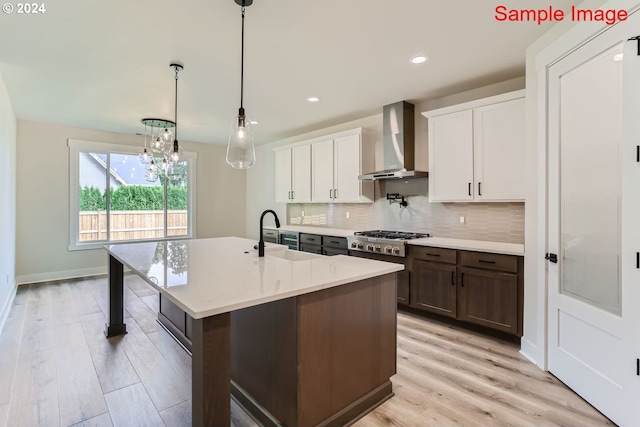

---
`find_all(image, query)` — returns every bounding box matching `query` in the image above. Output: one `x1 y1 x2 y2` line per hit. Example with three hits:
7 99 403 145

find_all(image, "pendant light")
139 63 184 182
226 0 256 169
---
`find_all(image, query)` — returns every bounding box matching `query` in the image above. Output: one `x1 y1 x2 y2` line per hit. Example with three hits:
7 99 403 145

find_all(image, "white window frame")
68 138 197 251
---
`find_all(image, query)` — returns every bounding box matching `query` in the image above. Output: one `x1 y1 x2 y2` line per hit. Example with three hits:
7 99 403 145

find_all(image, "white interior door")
547 13 640 426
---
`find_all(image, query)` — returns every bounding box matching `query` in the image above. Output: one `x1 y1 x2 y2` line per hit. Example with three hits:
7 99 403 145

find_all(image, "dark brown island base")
104 237 401 427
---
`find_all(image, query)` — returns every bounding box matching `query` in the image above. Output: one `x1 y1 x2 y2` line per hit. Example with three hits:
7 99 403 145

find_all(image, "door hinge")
545 253 558 263
629 36 640 56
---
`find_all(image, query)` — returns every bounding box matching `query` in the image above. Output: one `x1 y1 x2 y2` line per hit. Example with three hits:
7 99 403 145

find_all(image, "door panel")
547 14 639 425
334 134 361 202
311 139 334 202
427 110 473 201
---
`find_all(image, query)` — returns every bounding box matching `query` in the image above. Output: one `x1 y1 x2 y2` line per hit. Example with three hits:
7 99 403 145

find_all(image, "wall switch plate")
459 216 465 224
346 211 350 219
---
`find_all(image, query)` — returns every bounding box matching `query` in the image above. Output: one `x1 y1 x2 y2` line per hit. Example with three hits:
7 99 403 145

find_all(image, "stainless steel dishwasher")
278 230 299 250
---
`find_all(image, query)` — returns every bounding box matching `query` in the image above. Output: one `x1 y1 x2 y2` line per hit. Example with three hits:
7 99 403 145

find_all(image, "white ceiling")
0 0 576 145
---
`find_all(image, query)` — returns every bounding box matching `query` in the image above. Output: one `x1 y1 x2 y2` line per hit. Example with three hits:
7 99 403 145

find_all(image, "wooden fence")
79 210 188 241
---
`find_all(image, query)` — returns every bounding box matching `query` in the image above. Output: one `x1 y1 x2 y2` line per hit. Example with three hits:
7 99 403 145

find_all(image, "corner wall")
16 120 247 284
0 73 17 333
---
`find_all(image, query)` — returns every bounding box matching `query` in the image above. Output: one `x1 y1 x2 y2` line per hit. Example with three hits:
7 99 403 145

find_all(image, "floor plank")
104 383 165 427
0 279 616 427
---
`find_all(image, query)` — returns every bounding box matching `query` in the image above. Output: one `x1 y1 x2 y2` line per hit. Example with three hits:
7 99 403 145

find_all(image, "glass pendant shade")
226 110 255 169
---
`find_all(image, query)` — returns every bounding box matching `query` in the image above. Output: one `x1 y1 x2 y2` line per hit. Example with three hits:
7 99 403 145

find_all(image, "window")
68 139 197 250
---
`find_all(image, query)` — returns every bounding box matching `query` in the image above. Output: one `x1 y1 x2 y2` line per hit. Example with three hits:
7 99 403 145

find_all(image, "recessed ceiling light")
613 53 624 62
411 55 428 64
307 97 320 102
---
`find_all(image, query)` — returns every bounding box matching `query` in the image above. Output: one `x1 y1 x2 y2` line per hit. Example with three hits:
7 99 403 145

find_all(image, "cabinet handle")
468 183 472 196
334 188 338 199
461 272 464 287
451 271 455 286
425 253 440 257
329 189 333 199
478 182 482 196
479 260 496 264
292 190 295 200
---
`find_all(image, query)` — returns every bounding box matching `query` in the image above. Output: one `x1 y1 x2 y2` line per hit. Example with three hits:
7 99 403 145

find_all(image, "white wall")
246 77 526 240
16 120 247 284
0 73 17 332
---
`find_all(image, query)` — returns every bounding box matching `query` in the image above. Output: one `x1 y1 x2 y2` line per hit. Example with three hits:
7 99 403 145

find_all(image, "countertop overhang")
105 236 402 319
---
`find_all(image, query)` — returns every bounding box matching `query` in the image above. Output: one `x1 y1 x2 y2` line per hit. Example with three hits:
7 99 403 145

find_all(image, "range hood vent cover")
358 101 428 180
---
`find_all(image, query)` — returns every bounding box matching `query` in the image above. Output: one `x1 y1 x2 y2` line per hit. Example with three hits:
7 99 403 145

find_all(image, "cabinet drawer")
323 236 347 250
460 251 518 273
263 229 279 240
323 247 348 256
410 246 457 264
299 233 322 245
300 243 322 254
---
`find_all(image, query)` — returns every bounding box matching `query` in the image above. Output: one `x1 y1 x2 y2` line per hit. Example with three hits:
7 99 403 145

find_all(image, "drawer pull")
451 271 455 286
479 260 496 264
330 240 340 244
461 272 464 287
425 253 440 257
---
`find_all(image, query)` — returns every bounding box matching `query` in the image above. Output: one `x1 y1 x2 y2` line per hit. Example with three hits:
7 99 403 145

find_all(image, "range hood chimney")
358 101 428 180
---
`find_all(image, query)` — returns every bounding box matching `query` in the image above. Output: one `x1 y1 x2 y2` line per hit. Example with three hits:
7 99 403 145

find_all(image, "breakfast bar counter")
104 236 402 427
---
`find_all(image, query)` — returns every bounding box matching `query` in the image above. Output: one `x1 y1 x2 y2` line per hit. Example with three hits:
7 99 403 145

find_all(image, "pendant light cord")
240 6 245 112
174 66 179 142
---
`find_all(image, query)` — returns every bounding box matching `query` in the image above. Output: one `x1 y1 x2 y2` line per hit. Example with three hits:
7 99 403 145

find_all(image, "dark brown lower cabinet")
410 260 457 318
407 246 523 337
457 267 518 334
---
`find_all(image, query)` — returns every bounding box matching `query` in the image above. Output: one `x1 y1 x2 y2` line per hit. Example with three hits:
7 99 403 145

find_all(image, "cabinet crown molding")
272 128 363 152
422 89 525 118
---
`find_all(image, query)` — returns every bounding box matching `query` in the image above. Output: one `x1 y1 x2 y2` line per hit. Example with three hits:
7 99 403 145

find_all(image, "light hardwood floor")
0 276 615 427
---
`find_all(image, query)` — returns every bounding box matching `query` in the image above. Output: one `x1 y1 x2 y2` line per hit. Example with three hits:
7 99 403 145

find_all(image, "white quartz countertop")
264 225 358 238
106 237 402 319
408 237 524 256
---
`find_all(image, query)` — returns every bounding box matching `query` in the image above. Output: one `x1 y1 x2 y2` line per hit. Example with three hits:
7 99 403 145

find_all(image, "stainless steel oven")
278 230 299 250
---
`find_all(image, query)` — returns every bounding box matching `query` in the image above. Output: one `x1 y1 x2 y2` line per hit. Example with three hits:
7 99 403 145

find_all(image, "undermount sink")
266 249 322 262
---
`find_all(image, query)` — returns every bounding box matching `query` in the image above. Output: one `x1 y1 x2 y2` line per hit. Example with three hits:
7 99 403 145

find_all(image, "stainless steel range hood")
358 101 428 180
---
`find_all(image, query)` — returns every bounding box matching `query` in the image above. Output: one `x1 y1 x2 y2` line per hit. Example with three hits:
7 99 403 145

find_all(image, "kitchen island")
104 236 402 427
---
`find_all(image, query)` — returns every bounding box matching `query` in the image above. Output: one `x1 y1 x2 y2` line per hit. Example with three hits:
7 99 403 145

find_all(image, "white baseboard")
16 266 107 286
519 337 543 369
0 283 17 336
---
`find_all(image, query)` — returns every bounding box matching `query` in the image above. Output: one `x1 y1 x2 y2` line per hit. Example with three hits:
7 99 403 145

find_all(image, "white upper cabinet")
274 144 311 203
423 90 525 202
312 133 371 203
275 128 373 204
428 110 474 201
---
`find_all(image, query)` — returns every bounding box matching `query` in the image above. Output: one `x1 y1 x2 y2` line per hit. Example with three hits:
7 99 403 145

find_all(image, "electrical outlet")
459 216 465 224
301 210 305 217
346 211 350 219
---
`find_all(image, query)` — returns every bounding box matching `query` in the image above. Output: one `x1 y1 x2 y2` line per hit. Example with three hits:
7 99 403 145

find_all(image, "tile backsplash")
287 179 524 244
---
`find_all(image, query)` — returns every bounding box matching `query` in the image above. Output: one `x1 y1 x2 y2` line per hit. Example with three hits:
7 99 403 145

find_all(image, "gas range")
347 230 430 257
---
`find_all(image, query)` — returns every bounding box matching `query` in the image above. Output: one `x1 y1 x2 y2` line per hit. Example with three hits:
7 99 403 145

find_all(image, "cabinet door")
428 110 474 201
474 97 525 201
292 145 311 202
311 139 334 202
410 260 457 318
397 270 410 305
275 149 292 203
458 267 518 334
334 134 361 202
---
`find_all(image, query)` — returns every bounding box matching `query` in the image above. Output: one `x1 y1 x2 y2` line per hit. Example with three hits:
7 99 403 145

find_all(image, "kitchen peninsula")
104 236 402 427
